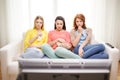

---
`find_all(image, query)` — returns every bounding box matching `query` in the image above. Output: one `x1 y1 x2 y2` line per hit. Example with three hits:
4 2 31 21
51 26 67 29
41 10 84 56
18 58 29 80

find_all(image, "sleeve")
47 31 52 43
65 31 71 44
43 30 48 43
24 30 31 50
70 29 76 42
63 31 72 49
86 28 92 42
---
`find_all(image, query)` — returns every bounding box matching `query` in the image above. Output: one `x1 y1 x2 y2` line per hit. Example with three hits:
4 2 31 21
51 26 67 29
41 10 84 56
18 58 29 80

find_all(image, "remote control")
105 43 114 48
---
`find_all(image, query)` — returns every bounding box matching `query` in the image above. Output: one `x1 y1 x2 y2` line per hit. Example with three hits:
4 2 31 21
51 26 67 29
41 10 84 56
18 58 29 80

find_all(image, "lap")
21 47 44 58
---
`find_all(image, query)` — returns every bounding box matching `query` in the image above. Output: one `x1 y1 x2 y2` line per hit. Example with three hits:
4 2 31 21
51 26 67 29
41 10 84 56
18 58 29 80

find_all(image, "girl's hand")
78 48 84 57
57 38 65 43
56 42 62 47
38 32 42 37
37 32 42 41
78 26 83 32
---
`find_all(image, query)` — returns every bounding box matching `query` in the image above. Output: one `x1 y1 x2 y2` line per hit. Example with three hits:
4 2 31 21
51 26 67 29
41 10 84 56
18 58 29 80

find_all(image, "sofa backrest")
90 34 98 44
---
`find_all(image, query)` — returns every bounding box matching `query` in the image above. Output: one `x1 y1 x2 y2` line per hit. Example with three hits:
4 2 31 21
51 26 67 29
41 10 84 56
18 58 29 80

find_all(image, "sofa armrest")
0 40 23 80
103 43 119 80
104 43 119 60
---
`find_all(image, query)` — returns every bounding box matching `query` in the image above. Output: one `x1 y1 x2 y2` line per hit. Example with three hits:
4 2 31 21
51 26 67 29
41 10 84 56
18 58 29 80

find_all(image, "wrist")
58 43 62 47
79 47 83 50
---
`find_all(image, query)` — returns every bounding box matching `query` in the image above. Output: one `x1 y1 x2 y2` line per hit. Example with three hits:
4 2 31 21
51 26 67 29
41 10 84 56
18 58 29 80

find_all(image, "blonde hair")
33 16 44 30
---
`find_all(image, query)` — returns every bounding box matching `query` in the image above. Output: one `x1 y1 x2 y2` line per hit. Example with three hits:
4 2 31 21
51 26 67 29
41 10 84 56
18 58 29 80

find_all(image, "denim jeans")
74 44 108 59
21 47 45 58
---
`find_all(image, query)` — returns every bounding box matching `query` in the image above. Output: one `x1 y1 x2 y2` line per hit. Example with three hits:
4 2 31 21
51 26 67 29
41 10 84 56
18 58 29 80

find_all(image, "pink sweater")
48 30 71 49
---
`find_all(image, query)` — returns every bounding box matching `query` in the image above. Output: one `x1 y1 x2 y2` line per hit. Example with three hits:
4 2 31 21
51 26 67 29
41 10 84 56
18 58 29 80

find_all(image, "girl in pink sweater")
41 16 81 59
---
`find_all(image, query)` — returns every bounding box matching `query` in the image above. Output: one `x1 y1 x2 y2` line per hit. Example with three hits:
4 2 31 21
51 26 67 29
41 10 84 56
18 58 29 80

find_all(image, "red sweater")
48 30 71 49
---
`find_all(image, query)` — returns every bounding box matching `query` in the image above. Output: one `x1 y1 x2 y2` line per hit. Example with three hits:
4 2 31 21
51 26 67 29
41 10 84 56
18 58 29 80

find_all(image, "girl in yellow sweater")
21 16 48 58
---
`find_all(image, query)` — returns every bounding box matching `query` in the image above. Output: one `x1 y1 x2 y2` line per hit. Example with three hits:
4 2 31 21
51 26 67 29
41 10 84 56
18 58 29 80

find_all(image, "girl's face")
76 18 83 28
55 20 64 31
35 19 43 30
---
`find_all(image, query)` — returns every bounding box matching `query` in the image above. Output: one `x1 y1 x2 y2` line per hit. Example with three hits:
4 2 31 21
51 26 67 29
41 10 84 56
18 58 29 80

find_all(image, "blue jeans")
74 44 108 59
21 47 45 58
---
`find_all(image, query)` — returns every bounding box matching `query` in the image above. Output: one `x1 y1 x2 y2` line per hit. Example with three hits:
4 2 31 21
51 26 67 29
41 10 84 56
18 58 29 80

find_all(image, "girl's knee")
98 44 105 50
55 47 65 54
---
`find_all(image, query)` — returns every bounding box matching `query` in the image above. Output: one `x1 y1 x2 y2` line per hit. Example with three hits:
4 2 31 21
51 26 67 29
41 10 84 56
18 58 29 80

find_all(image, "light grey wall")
105 0 120 50
0 0 30 48
0 0 9 48
115 0 120 59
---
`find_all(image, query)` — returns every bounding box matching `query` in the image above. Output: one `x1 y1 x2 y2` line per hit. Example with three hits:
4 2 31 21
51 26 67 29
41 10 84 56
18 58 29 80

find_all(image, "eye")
40 22 43 24
36 21 39 24
80 20 83 22
56 23 59 25
60 23 63 25
76 21 79 23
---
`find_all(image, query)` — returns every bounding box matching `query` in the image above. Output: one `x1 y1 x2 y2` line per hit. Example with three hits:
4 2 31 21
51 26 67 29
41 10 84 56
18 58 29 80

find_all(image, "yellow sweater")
24 29 48 50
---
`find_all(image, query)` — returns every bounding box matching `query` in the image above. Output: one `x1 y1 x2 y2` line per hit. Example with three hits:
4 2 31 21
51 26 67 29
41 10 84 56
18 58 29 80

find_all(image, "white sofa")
0 37 120 80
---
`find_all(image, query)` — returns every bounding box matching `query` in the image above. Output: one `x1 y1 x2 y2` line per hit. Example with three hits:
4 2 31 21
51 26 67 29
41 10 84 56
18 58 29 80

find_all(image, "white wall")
0 0 8 47
105 0 120 50
29 0 55 31
5 0 30 43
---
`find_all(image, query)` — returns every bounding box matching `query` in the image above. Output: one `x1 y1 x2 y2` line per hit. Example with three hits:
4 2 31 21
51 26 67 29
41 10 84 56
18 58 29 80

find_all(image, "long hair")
33 16 44 30
73 14 86 31
54 16 66 30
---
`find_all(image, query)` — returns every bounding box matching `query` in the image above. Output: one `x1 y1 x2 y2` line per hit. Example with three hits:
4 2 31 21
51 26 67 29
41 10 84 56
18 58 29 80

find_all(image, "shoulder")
24 29 35 37
86 28 92 33
48 30 55 35
63 30 70 34
86 28 92 31
85 28 92 37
